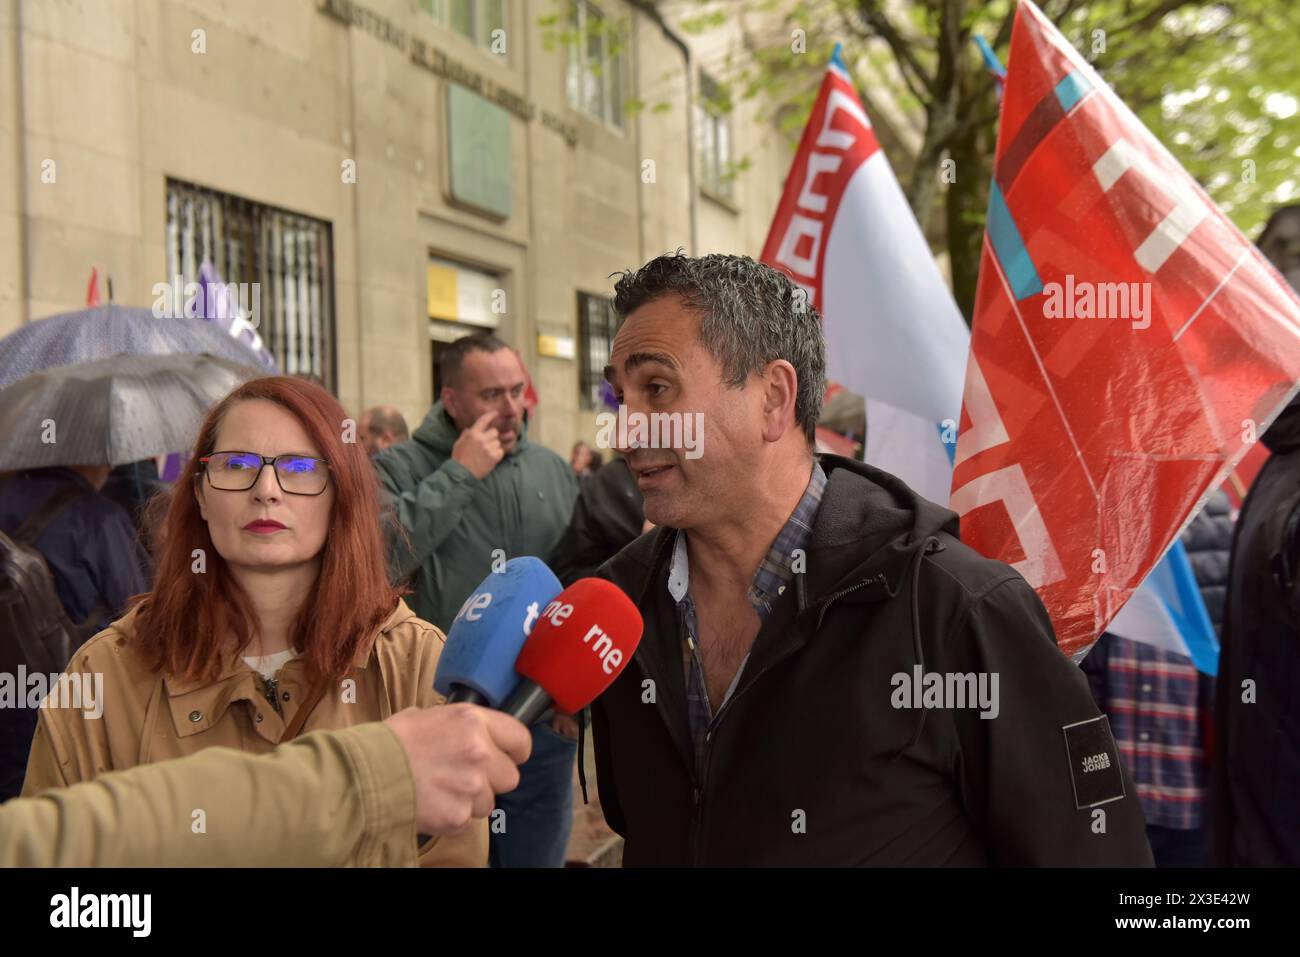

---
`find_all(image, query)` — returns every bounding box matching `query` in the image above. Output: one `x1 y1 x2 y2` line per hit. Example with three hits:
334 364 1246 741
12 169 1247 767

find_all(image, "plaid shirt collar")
668 460 828 621
668 461 827 769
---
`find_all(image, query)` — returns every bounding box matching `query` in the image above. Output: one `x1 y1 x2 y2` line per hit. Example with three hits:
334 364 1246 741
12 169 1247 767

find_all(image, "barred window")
566 1 624 130
578 292 620 411
165 178 336 391
419 0 507 52
698 73 734 201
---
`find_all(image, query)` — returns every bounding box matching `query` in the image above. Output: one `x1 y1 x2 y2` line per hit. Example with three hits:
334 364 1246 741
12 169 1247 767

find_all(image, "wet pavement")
563 730 622 867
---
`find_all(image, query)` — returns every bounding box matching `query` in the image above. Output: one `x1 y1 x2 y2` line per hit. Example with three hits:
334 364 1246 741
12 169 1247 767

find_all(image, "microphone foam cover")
433 557 563 707
514 577 643 713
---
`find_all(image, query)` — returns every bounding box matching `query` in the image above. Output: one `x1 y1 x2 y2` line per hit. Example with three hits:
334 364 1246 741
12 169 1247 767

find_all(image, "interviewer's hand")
383 704 532 836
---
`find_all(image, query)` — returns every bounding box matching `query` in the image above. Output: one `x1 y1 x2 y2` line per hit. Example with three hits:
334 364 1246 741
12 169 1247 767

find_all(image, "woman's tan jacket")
21 598 486 866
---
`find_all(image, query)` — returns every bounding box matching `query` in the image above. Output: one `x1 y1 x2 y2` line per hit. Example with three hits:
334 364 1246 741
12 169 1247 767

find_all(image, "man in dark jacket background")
0 464 148 800
374 334 579 868
1214 392 1300 866
591 252 1153 866
1213 206 1300 867
553 455 645 587
0 466 147 631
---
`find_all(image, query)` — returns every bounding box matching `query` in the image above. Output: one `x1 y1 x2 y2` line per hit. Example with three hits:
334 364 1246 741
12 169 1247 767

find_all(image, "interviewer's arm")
2 722 418 868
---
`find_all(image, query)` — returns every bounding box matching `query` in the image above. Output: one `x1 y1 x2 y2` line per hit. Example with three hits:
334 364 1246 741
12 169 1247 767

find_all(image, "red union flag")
762 46 970 504
952 0 1300 658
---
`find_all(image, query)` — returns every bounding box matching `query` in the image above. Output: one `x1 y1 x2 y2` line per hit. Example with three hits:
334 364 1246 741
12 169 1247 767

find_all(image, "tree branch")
993 2 1017 49
952 103 1001 140
854 0 937 99
1108 0 1196 38
962 0 1015 107
837 4 932 105
934 0 966 95
1045 0 1091 25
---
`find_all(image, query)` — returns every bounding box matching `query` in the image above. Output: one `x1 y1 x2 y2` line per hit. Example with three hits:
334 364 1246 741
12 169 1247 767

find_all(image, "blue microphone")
433 557 563 707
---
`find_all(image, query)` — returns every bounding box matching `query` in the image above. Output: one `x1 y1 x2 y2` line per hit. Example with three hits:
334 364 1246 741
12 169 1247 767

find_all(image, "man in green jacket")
374 333 580 868
374 335 578 630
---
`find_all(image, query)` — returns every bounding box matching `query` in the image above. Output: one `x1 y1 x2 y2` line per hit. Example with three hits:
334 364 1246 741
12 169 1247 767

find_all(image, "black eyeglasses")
199 451 331 496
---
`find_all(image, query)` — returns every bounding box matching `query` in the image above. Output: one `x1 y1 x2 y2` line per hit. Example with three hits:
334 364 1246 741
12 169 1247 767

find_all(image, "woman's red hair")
134 376 401 684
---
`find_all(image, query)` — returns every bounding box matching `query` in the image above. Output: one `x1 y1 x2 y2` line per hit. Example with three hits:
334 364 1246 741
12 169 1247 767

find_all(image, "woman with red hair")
22 376 485 866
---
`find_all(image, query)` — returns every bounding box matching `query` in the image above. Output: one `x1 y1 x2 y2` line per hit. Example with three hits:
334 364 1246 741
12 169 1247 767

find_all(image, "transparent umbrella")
0 305 273 390
0 307 269 470
0 352 262 470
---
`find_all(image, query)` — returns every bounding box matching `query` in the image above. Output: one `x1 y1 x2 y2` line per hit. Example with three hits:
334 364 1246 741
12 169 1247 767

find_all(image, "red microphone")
501 578 643 724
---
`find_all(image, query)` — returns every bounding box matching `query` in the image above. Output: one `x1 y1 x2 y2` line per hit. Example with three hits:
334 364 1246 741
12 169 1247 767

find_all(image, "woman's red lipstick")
243 519 287 534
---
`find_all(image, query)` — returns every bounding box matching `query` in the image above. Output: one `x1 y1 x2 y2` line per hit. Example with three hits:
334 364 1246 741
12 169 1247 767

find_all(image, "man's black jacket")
553 458 644 587
589 454 1153 866
1214 394 1300 866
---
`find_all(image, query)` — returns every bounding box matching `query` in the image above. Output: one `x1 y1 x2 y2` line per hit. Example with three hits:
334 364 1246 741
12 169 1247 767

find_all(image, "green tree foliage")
688 0 1299 320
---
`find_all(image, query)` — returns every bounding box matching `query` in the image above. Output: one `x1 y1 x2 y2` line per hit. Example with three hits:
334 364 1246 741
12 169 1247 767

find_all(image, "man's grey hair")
612 252 827 444
363 406 409 442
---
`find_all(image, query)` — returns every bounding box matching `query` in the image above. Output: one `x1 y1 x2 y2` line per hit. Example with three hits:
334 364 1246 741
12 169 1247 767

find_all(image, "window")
427 256 502 329
566 1 624 129
165 179 337 391
419 0 507 53
428 256 503 398
698 73 734 201
578 292 620 410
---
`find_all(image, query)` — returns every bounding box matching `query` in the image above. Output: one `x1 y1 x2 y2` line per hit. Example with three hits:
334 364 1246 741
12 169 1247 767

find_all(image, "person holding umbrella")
0 464 147 635
20 375 487 866
0 462 147 802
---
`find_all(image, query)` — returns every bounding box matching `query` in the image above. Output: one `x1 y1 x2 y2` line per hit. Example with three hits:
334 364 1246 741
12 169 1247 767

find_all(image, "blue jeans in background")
489 723 577 868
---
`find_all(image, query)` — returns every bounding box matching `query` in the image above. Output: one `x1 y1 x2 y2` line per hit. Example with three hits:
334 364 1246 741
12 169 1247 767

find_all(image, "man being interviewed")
589 252 1153 867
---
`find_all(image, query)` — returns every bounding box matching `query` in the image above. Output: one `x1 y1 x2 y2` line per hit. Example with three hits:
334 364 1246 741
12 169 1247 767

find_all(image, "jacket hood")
413 401 530 455
1263 391 1300 454
805 454 958 598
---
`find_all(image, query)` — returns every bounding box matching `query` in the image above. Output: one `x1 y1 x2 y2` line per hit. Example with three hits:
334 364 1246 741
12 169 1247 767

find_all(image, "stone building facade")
0 0 792 454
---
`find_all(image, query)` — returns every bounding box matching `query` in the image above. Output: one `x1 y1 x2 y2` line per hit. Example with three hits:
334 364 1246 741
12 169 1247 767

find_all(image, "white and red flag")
951 0 1300 658
761 45 970 504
